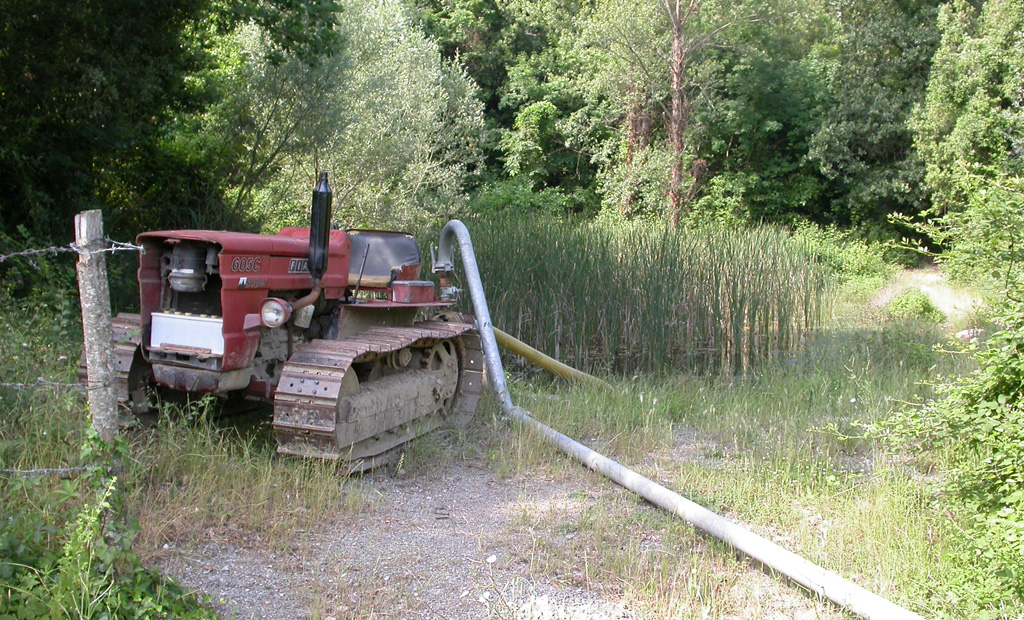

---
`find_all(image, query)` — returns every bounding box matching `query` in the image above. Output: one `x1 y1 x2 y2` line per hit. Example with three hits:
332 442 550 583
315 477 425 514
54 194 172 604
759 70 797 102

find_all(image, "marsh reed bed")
461 216 831 375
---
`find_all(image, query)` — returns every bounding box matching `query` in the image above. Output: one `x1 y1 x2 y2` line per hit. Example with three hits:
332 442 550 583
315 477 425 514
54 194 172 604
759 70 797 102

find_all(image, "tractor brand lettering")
237 277 267 289
288 258 310 273
230 256 262 273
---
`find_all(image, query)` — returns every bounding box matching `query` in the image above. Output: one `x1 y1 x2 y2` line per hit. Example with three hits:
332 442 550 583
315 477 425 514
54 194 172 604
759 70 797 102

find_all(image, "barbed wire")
0 245 72 262
71 238 144 256
0 464 124 477
0 377 114 391
0 236 137 392
0 238 142 264
0 466 96 477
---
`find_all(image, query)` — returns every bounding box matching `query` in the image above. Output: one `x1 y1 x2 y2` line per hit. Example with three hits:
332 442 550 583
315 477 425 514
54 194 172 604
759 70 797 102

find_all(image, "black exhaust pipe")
309 172 332 284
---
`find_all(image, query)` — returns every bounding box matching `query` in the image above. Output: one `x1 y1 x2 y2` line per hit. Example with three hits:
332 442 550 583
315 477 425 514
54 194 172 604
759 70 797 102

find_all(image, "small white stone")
486 554 497 564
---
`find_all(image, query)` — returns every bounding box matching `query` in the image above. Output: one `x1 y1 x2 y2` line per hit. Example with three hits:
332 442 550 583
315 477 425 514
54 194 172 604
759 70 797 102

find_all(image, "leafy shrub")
595 146 673 221
469 178 574 216
689 172 757 227
0 437 219 620
891 175 1024 295
470 174 600 217
791 221 895 285
885 302 1024 610
886 289 944 323
0 227 77 301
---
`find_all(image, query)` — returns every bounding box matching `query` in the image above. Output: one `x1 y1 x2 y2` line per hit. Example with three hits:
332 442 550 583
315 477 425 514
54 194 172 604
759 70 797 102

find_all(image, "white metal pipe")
437 220 514 412
435 220 926 620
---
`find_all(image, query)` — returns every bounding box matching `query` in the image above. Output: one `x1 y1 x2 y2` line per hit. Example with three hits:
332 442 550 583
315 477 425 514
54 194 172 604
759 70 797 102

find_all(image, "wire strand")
0 239 142 263
0 377 114 391
0 466 96 477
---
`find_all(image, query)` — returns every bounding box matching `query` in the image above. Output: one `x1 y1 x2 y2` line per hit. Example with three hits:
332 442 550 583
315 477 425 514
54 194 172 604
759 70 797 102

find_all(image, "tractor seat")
346 230 422 288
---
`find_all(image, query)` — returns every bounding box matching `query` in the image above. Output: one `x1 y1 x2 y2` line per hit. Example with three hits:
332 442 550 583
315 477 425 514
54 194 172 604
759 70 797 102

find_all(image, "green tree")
905 0 1023 286
695 50 826 224
243 0 485 232
408 0 601 214
0 0 342 242
893 4 1024 607
577 0 794 226
0 0 208 239
573 0 670 219
409 0 514 117
206 24 350 225
807 0 940 229
692 0 833 225
914 0 1024 217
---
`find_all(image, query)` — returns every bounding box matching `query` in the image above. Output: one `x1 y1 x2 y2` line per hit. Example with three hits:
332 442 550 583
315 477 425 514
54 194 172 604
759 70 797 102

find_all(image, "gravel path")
155 445 846 620
872 265 982 322
157 460 637 619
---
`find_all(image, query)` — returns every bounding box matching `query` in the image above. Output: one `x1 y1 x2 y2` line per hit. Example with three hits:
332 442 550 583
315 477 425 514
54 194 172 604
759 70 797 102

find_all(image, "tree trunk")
684 158 708 207
623 84 653 216
669 11 684 228
665 0 702 229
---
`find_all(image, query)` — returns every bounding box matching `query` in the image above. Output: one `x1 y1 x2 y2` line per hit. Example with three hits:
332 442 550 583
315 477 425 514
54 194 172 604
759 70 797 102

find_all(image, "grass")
460 215 830 376
0 306 370 557
123 405 373 558
479 312 990 619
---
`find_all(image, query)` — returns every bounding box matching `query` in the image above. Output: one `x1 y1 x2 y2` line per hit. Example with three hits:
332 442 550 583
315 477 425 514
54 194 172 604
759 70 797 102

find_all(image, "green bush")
0 444 219 620
791 221 896 285
0 281 216 619
886 289 944 323
885 302 1024 611
469 178 596 217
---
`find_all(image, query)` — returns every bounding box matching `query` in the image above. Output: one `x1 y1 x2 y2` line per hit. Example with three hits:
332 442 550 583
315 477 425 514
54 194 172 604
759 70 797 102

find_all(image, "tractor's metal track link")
77 313 144 404
272 320 483 465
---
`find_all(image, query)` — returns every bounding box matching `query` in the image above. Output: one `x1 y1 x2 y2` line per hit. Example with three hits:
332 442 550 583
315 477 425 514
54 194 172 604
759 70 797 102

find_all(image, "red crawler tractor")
86 174 482 468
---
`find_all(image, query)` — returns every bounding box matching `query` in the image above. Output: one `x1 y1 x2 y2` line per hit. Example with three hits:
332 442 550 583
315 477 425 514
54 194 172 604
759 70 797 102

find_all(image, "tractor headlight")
260 298 292 328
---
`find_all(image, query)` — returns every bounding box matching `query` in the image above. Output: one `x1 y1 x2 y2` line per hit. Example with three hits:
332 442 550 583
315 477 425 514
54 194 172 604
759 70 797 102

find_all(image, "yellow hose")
492 326 611 389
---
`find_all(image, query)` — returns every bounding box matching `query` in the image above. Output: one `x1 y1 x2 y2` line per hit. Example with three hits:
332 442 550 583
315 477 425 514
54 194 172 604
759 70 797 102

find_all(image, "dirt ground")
871 265 982 323
155 447 846 620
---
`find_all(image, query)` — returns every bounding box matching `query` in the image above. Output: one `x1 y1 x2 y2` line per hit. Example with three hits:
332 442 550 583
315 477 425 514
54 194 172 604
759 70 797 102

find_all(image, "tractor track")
271 320 483 466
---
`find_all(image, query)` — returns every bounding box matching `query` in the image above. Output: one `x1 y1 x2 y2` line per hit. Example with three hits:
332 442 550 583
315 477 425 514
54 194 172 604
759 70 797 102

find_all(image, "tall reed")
457 215 831 375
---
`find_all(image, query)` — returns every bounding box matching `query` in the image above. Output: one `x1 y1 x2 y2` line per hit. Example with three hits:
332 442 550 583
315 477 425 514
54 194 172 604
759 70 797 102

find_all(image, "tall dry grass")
460 216 830 375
